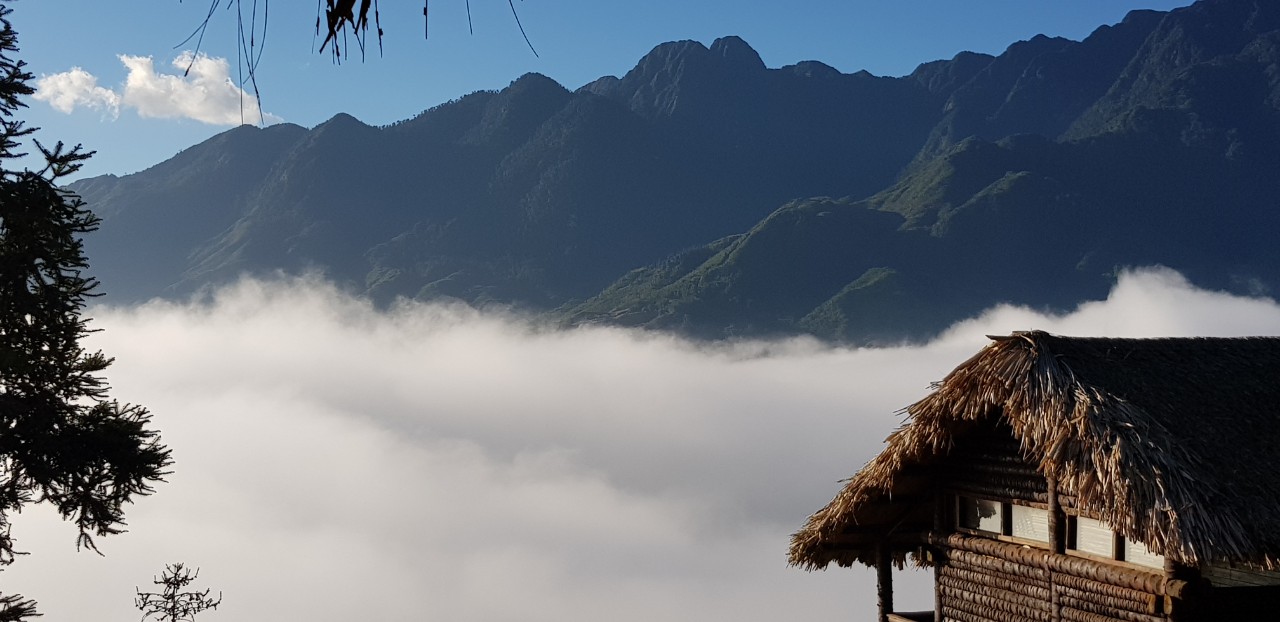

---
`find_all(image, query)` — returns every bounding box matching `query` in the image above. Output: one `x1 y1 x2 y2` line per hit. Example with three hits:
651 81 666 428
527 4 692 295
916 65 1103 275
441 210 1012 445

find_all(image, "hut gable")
790 331 1280 571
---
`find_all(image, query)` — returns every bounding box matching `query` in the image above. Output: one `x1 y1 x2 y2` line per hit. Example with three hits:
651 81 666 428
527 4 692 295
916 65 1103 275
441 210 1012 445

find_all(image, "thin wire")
374 0 384 56
466 0 473 35
248 0 270 73
354 9 367 60
507 0 538 57
236 0 244 124
313 0 323 52
340 17 349 64
175 0 224 75
354 0 369 60
255 0 269 71
238 1 264 123
175 0 220 49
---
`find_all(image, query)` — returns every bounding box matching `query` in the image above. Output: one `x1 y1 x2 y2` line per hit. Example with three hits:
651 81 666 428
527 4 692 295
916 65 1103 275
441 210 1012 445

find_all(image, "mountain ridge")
73 0 1280 343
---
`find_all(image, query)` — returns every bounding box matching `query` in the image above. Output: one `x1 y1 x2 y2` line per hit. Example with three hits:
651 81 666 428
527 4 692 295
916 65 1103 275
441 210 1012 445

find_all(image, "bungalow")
789 331 1280 622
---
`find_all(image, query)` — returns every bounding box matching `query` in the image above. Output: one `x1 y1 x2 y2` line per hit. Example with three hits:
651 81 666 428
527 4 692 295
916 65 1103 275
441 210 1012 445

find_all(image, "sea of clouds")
5 267 1280 622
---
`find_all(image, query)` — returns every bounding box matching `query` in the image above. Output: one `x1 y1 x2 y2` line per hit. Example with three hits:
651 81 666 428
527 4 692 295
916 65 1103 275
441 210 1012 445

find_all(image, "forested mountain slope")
75 0 1280 343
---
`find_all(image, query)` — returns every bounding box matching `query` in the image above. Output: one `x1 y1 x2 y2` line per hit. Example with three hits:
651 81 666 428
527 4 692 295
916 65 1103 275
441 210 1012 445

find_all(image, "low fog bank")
6 267 1280 621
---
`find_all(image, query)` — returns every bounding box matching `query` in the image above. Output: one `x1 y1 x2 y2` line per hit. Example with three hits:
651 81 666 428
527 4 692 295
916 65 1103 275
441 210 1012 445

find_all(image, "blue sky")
15 1 1193 179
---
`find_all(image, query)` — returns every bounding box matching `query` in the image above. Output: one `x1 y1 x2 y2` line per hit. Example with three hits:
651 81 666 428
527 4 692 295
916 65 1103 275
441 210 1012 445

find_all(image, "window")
957 497 1003 533
1073 516 1116 557
1122 537 1165 569
1010 505 1049 542
954 496 1165 569
1069 516 1166 568
957 498 1048 543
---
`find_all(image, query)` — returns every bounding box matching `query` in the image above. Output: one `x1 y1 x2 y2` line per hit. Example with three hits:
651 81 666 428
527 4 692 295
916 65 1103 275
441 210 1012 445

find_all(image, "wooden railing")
887 612 934 622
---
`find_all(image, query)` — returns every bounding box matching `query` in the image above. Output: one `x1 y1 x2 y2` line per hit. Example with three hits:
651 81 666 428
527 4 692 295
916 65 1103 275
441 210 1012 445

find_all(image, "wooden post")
1047 471 1065 555
933 486 945 622
876 540 894 622
1164 558 1201 622
1047 471 1065 622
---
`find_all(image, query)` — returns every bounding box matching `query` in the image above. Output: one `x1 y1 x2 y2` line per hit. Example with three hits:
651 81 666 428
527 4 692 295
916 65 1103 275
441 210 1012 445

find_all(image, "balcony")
886 613 933 622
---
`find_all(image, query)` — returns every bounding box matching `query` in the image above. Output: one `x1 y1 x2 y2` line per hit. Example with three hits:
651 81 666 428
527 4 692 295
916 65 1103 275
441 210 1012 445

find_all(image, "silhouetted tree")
135 563 222 622
0 4 172 619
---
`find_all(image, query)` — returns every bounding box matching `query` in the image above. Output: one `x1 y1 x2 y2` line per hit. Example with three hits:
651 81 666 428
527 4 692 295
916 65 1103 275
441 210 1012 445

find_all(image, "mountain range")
73 0 1280 343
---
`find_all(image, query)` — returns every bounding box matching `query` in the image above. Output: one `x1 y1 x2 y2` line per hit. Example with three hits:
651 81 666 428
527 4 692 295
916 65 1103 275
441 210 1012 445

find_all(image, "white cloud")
120 52 276 125
34 52 279 126
3 267 1279 622
32 66 120 117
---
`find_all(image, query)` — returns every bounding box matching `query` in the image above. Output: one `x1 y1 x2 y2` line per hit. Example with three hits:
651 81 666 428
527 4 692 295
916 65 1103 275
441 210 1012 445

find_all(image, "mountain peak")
787 60 841 79
639 39 709 65
507 72 566 92
587 36 770 117
461 71 573 147
315 112 369 130
709 36 766 71
1121 8 1163 26
628 36 767 75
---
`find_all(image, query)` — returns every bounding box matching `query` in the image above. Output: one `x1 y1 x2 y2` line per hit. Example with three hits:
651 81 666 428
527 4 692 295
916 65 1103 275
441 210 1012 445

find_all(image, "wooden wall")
940 421 1047 506
1201 562 1280 587
934 534 1172 622
931 421 1179 621
1201 585 1280 617
1199 563 1280 618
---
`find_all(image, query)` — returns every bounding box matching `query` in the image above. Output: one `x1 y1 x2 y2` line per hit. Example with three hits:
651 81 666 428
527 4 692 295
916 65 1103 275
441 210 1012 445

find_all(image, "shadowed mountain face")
79 38 937 309
75 0 1280 343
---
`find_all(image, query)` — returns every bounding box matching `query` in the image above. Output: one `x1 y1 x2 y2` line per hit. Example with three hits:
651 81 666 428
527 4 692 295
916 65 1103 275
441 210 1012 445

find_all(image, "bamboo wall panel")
941 423 1050 504
935 534 1171 622
940 583 1051 621
939 606 990 622
1060 607 1132 622
943 565 1050 594
1053 577 1157 613
946 548 1049 582
939 571 1050 601
1057 595 1164 622
939 554 1050 621
952 483 1049 505
1201 562 1280 587
935 534 1178 595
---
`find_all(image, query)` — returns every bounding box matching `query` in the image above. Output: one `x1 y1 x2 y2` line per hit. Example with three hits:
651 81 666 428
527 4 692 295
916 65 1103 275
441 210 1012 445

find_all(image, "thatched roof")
790 331 1280 571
